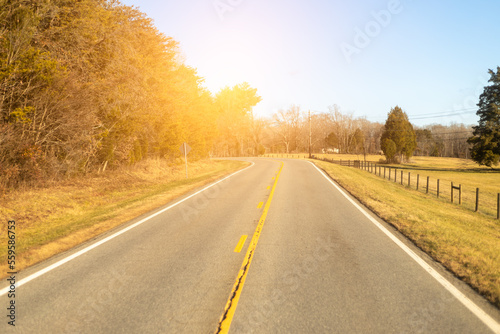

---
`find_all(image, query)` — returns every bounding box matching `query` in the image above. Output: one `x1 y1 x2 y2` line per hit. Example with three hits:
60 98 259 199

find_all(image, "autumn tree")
0 0 240 187
380 106 416 163
468 67 500 167
214 82 261 156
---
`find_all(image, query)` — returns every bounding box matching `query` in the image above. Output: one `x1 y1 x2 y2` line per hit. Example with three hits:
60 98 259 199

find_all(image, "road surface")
1 158 499 333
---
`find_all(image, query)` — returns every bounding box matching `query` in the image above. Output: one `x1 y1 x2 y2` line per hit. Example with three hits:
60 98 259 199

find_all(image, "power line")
409 109 476 120
408 108 476 117
417 137 471 142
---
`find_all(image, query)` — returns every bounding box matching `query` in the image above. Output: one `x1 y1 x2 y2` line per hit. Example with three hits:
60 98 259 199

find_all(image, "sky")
119 0 499 127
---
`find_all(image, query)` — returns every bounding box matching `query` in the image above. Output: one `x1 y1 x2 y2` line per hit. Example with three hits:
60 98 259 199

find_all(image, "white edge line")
0 161 255 296
308 161 500 334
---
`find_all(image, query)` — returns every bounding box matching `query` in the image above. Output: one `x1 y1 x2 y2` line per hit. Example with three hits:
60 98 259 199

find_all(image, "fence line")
310 155 499 219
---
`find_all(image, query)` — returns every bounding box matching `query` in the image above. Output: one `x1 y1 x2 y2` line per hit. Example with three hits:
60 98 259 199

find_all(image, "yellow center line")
234 235 248 253
266 186 270 190
215 162 284 334
257 201 263 209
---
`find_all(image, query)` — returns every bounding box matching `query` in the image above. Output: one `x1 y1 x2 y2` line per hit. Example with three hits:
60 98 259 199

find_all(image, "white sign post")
179 142 191 178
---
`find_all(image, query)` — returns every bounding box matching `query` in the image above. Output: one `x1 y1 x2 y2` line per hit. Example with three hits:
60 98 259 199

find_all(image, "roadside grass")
313 159 500 308
266 154 500 218
383 166 500 217
0 159 249 276
395 156 493 171
325 155 499 218
385 156 499 217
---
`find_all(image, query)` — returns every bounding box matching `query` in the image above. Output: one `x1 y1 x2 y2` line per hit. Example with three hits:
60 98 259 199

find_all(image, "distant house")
322 148 339 154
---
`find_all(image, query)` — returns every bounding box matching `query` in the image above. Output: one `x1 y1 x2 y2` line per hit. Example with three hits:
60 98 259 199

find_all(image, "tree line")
257 105 473 161
0 0 260 187
2 1 498 189
264 67 500 166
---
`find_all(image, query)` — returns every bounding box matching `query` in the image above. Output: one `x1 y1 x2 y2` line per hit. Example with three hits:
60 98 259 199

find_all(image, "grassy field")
306 156 500 308
309 154 500 218
265 154 500 218
0 158 249 276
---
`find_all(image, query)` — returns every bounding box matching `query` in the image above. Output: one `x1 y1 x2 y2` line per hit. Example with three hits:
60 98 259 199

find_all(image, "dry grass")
313 159 500 308
319 155 500 218
0 158 248 276
267 154 500 218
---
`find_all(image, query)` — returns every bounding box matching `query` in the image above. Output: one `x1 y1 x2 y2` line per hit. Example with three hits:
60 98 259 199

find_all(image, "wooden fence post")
401 170 403 185
437 179 440 198
459 185 462 205
451 182 454 203
408 172 411 187
384 167 386 179
417 174 419 190
475 188 479 212
426 176 429 194
497 193 500 219
394 169 397 183
451 183 461 204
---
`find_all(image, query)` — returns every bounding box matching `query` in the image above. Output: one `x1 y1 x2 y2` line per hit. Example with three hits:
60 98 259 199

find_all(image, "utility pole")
308 110 312 158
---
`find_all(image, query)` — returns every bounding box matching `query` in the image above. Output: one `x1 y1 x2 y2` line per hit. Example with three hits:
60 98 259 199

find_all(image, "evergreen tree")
380 106 416 163
381 138 397 162
350 128 365 154
468 67 500 167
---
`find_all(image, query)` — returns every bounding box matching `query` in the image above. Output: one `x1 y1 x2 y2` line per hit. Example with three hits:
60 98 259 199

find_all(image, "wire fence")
310 156 500 220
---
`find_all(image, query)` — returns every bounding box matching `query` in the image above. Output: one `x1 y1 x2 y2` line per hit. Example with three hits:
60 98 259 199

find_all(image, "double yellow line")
215 162 284 334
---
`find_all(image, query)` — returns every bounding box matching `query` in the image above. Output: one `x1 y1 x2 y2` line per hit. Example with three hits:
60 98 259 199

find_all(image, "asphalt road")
1 158 499 333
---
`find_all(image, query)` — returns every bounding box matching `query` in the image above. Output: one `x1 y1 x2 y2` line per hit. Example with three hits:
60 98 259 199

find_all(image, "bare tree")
327 105 356 153
272 105 301 153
